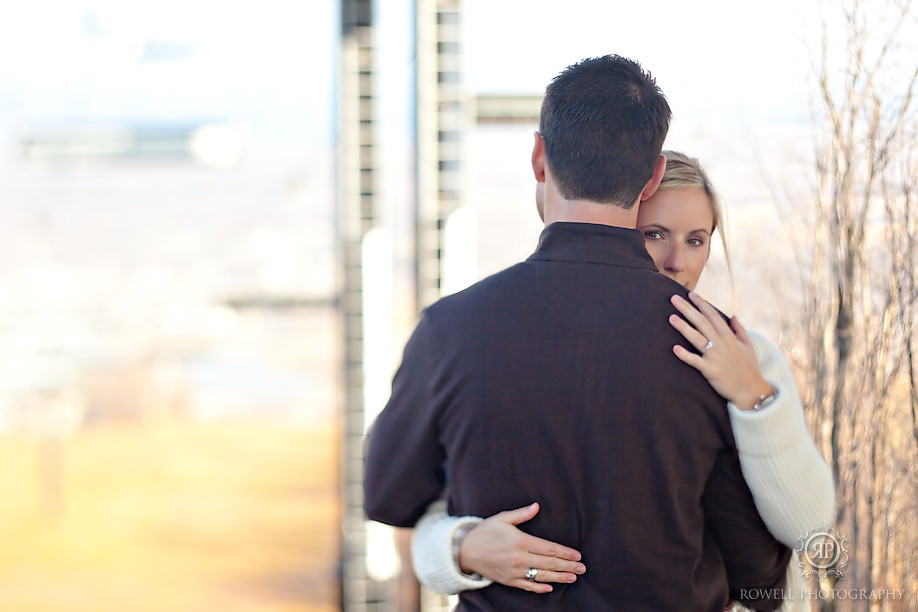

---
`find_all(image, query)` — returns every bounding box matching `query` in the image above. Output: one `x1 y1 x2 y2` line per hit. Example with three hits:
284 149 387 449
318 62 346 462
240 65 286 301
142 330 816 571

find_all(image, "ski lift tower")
338 0 401 610
414 0 470 311
415 3 472 608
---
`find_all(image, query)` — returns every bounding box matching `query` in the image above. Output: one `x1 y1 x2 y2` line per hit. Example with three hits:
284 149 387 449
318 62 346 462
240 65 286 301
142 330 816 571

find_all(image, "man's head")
537 55 671 209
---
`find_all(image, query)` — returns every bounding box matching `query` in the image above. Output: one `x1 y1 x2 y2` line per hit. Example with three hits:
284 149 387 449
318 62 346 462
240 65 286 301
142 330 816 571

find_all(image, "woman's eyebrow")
638 224 711 235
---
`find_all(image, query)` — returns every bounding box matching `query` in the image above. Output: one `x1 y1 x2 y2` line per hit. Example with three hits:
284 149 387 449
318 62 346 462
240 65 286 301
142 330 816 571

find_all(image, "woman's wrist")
454 522 482 577
751 388 780 411
733 380 777 411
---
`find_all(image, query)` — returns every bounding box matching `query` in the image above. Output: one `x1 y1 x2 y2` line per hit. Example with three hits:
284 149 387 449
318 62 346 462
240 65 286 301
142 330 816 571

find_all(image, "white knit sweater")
410 330 835 611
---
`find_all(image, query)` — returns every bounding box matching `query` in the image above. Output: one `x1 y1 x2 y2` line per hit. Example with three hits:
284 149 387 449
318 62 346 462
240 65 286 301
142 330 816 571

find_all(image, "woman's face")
636 187 714 291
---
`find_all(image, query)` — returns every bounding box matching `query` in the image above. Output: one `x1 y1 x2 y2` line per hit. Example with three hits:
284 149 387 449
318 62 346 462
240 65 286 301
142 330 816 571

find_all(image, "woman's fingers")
521 566 579 585
523 545 586 574
670 295 718 345
672 342 707 373
687 291 731 334
490 503 583 562
730 315 753 346
509 551 585 593
460 507 585 594
669 312 709 352
512 535 586 589
671 292 740 354
493 502 540 526
524 532 582 562
669 293 722 373
511 577 554 593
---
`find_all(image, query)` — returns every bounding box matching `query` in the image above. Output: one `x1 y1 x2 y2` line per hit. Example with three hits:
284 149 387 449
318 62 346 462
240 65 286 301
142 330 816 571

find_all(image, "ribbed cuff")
411 512 493 594
727 379 807 457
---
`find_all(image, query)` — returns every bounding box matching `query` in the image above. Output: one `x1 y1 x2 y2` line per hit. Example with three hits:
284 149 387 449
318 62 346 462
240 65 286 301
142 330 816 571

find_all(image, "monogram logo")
796 529 848 579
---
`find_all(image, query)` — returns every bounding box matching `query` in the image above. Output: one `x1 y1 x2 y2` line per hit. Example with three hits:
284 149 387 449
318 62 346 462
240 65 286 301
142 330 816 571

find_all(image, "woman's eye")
688 237 705 246
644 231 663 240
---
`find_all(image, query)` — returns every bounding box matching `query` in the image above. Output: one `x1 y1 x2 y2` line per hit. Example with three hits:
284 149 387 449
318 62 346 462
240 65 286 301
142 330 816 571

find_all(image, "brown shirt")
365 222 790 611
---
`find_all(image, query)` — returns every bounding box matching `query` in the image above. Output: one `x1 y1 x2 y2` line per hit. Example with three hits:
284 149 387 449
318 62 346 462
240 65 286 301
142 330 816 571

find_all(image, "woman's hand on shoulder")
668 292 773 411
458 502 586 593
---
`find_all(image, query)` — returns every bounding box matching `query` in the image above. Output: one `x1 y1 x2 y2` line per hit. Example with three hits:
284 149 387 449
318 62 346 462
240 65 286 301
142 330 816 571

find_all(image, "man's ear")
640 154 666 201
531 131 546 182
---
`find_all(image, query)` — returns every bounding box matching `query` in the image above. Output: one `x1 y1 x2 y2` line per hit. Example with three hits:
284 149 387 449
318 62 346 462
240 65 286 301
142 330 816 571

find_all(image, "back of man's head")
539 55 671 208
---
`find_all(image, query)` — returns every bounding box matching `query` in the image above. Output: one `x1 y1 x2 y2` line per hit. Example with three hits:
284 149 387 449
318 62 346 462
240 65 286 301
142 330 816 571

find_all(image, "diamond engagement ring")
525 568 538 581
702 340 714 353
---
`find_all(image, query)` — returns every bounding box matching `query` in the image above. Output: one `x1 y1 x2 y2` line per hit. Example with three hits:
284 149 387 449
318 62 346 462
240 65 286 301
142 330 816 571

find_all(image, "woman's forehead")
639 188 714 226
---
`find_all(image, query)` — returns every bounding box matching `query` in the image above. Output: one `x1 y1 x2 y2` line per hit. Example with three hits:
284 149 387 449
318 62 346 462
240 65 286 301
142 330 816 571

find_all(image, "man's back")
364 223 789 611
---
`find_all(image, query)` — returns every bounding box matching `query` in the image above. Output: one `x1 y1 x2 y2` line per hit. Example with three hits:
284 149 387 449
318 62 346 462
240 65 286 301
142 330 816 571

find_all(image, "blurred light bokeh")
0 1 340 610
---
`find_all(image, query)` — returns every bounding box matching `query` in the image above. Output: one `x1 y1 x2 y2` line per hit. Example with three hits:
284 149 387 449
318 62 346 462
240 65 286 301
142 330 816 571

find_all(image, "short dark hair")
539 55 671 208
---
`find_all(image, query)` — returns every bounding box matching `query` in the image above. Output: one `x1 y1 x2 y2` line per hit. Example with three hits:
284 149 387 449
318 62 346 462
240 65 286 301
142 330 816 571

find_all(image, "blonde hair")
659 150 733 281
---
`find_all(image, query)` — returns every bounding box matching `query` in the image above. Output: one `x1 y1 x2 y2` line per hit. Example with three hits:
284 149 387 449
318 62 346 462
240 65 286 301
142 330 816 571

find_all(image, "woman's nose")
664 249 684 273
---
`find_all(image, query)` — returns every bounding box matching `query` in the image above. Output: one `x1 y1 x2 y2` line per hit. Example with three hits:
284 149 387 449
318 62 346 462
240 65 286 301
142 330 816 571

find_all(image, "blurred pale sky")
469 0 816 118
0 0 820 148
377 0 820 145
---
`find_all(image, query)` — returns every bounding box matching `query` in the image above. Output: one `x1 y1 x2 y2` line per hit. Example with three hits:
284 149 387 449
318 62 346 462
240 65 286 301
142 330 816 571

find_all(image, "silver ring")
525 567 538 581
702 340 714 353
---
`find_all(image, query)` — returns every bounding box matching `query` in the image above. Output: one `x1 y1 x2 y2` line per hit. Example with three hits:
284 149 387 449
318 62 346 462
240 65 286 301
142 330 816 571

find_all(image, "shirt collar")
527 222 658 271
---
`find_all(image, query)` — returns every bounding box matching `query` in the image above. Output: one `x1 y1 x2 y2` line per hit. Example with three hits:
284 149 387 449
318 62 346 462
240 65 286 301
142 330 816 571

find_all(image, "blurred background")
0 2 340 611
0 0 914 611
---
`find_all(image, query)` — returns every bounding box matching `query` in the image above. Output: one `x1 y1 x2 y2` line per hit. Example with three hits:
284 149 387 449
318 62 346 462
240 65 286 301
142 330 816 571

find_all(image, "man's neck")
539 172 640 229
543 199 639 229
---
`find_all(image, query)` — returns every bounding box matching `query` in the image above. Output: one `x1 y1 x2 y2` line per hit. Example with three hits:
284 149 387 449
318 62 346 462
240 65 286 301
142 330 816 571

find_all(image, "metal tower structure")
415 0 468 312
338 1 399 610
414 1 468 608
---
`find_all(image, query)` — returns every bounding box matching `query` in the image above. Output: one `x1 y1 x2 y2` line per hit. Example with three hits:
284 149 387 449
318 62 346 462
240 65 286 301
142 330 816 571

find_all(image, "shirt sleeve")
727 330 836 547
364 311 448 527
411 497 493 594
731 552 809 612
702 447 793 611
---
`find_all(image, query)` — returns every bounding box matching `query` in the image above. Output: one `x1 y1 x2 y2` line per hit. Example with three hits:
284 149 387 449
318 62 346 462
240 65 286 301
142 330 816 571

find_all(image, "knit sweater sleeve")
726 329 836 546
410 497 493 594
